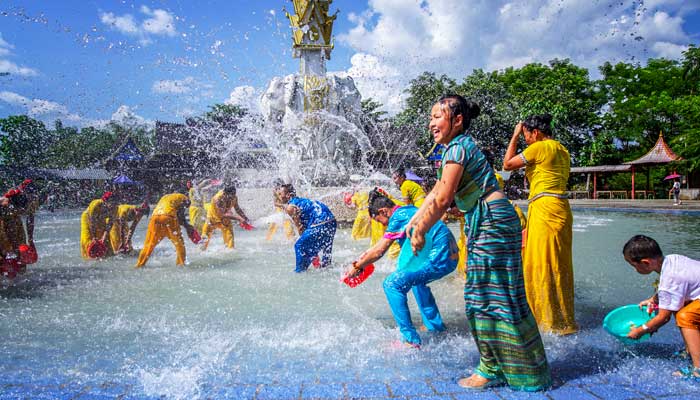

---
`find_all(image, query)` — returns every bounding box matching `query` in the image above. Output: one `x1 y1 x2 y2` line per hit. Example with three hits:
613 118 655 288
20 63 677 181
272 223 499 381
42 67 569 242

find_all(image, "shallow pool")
1 209 699 399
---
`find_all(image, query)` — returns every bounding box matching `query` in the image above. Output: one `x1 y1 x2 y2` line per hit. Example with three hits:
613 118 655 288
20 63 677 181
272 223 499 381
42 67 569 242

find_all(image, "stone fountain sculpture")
259 0 371 185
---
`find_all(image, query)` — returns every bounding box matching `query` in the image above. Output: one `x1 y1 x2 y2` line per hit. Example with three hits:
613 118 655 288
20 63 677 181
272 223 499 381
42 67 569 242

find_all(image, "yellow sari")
521 139 577 335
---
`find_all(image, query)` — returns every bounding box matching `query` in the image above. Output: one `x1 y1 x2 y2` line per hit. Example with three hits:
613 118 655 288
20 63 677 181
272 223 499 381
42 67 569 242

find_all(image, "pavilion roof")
624 132 683 165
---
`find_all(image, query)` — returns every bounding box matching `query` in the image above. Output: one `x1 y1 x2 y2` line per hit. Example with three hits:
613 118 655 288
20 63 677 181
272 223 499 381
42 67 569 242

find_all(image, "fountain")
4 2 700 400
258 0 372 186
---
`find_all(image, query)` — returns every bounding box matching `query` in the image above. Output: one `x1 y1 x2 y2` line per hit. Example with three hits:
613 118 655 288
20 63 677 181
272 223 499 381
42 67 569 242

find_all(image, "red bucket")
342 263 375 288
187 228 202 244
343 192 353 206
88 240 107 259
18 244 38 264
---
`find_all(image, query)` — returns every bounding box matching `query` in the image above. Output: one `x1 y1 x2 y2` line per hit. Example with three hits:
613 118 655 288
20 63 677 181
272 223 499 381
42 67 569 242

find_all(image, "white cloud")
100 12 139 35
0 91 79 121
0 34 38 76
336 0 695 113
225 85 260 113
0 59 39 77
152 77 198 94
0 92 153 128
99 7 177 45
652 41 688 59
110 105 153 127
140 6 177 37
0 34 12 57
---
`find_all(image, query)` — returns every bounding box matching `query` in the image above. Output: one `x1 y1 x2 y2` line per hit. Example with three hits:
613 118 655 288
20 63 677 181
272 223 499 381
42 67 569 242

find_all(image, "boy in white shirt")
623 235 700 379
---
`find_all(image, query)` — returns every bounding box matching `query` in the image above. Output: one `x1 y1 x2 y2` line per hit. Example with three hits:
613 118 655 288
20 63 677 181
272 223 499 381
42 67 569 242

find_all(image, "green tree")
498 59 603 164
394 72 457 155
0 115 53 168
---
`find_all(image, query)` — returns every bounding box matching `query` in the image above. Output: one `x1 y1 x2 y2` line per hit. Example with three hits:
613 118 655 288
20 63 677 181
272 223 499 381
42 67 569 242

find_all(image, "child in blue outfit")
347 189 458 347
623 235 700 379
276 183 337 273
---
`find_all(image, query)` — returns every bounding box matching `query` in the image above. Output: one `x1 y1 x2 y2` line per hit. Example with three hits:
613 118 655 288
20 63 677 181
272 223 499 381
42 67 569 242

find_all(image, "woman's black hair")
392 167 406 178
7 192 29 210
622 235 663 262
368 188 395 218
437 94 481 134
522 114 554 137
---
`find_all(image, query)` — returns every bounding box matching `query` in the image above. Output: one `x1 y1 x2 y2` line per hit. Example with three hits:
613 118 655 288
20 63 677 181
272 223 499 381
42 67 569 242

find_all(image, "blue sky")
1 0 699 127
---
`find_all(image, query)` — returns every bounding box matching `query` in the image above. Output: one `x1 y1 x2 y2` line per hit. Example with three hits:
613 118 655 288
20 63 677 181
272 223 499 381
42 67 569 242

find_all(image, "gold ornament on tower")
285 0 338 112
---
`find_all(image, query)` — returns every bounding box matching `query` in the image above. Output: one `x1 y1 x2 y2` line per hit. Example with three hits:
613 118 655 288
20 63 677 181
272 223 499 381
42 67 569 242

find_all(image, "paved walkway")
2 374 700 399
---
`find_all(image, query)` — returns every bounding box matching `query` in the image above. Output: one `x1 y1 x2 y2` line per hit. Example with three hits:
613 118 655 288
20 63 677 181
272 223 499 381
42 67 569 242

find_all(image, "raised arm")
503 122 526 171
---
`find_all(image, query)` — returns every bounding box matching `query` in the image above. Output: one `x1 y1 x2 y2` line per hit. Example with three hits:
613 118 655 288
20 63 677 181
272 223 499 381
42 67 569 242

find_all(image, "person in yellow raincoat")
80 192 118 259
0 190 31 278
109 202 149 254
503 114 577 335
345 189 371 240
392 168 426 207
188 179 215 233
135 191 195 268
0 190 29 259
201 185 250 251
12 179 40 247
266 181 295 241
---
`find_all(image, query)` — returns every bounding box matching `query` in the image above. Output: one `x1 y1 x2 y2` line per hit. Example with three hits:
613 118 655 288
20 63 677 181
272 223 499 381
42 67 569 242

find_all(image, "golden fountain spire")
285 0 338 76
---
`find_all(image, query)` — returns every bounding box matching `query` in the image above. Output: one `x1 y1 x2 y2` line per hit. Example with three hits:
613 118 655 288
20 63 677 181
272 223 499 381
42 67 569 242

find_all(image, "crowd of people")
1 94 699 388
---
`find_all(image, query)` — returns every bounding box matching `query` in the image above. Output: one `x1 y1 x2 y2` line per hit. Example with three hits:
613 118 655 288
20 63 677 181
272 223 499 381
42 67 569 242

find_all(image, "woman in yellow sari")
503 114 577 335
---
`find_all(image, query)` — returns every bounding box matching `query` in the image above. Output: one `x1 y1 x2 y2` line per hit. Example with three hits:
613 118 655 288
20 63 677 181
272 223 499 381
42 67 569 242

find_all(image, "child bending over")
623 235 700 379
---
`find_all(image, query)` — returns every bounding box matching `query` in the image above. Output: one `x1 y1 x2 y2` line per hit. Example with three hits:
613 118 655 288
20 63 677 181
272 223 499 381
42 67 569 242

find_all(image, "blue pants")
294 220 337 273
383 238 457 345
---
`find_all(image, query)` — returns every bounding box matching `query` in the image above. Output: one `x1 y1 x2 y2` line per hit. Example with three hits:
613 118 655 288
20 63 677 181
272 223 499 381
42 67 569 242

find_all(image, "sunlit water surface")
1 209 699 398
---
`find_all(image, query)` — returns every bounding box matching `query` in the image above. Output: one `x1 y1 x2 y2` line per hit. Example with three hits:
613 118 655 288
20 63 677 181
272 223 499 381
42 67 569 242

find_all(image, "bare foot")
458 374 493 389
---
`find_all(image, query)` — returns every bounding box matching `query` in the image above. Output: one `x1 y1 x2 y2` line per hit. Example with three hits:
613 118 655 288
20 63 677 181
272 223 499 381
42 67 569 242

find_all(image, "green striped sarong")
464 198 551 391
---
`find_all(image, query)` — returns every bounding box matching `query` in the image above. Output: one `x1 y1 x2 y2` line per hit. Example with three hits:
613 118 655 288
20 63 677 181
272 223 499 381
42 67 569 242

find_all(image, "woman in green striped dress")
407 94 551 391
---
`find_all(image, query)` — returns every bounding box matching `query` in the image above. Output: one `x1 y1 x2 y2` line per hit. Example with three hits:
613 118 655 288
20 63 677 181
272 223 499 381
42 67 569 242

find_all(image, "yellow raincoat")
189 187 207 233
521 139 577 335
350 191 371 240
109 204 143 253
80 199 117 259
136 193 189 267
400 179 426 207
266 206 295 241
201 190 237 250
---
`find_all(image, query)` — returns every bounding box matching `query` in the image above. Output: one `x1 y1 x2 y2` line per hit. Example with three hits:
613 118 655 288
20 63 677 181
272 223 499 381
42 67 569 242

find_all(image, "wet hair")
7 192 29 210
623 235 663 262
368 188 395 218
392 167 406 179
223 185 236 195
272 178 285 188
436 94 481 134
277 183 296 198
522 114 553 137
